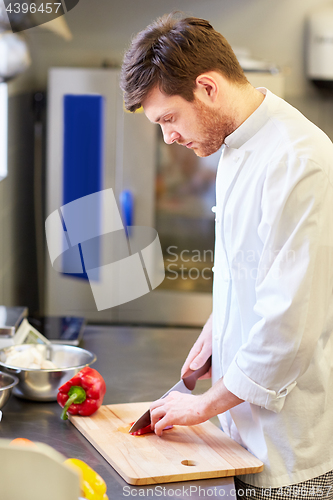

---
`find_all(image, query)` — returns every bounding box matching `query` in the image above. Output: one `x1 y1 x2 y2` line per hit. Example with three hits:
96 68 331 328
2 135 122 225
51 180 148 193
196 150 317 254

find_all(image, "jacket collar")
224 87 272 150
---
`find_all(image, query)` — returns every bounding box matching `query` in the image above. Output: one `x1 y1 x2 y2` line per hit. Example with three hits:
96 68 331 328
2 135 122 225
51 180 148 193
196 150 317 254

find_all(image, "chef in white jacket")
121 13 333 499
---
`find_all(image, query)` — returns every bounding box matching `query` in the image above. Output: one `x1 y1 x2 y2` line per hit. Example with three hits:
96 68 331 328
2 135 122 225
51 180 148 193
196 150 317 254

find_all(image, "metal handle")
181 355 212 391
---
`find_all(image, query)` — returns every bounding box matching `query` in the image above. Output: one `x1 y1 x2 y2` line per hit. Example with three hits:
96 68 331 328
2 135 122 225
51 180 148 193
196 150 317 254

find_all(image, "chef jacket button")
212 267 215 272
211 206 216 213
214 335 219 341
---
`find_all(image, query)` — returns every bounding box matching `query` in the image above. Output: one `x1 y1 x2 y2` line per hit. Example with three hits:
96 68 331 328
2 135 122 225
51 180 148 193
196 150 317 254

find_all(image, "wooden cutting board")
69 402 263 485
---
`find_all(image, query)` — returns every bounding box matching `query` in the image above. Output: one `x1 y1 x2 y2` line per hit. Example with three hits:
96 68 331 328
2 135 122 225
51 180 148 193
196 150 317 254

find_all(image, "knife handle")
181 355 212 391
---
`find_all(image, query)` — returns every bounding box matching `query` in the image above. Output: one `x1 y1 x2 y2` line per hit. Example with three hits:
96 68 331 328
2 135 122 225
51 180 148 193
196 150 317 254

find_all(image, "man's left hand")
150 391 207 436
149 377 244 437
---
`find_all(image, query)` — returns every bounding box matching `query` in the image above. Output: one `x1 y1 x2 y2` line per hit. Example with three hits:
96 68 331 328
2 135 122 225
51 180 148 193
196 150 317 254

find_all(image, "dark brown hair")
120 13 248 112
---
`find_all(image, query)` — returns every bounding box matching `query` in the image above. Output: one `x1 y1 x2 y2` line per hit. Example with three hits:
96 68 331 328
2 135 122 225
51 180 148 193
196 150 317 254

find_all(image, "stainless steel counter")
0 325 236 499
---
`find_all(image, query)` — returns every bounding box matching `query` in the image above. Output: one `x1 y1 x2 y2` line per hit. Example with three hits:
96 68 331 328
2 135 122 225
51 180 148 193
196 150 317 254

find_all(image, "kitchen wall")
0 92 39 312
12 0 333 98
2 0 333 313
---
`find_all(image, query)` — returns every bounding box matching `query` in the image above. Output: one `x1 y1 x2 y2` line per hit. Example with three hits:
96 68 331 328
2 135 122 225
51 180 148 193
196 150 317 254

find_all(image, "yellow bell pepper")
64 458 108 500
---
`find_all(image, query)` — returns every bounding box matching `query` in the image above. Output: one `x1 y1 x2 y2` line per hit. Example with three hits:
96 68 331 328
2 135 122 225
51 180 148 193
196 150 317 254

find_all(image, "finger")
189 350 211 371
150 398 165 412
150 399 166 430
154 415 171 437
181 343 204 376
150 405 166 428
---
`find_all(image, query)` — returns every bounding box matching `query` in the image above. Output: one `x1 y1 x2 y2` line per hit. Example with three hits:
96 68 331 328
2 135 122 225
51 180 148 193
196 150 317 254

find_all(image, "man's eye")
164 117 173 123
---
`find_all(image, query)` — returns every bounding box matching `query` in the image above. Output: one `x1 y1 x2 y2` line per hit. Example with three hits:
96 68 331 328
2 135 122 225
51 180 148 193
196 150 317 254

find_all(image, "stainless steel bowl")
0 371 19 409
0 344 96 401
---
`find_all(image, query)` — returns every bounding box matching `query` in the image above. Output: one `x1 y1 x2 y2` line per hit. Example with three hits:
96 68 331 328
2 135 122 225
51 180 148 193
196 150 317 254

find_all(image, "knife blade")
128 355 212 434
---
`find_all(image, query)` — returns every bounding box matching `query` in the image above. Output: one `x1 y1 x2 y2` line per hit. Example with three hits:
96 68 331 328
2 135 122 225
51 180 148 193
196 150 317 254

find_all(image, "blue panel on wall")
62 94 104 281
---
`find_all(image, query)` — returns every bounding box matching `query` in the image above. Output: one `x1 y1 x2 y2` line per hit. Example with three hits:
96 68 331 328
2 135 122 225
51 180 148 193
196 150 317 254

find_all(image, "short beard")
192 98 236 157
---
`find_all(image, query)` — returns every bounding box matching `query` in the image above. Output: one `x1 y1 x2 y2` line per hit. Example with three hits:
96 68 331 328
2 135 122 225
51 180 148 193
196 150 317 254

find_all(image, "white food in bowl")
5 345 58 369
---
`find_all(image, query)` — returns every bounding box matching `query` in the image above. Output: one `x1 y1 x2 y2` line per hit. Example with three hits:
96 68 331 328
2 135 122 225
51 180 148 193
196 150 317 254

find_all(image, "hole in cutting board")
181 460 197 467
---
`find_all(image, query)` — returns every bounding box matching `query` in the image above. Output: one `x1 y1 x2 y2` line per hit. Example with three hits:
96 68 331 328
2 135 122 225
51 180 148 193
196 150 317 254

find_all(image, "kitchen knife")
128 355 212 434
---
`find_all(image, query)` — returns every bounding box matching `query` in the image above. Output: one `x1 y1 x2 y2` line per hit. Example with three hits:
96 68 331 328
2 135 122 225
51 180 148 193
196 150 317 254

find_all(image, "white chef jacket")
212 88 333 488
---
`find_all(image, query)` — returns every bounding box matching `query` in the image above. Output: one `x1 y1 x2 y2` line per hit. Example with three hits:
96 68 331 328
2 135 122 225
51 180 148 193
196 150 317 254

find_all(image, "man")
121 13 333 499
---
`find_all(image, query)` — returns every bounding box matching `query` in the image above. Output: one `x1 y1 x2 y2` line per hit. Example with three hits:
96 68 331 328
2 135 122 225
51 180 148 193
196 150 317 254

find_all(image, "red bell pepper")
130 422 153 436
57 367 106 420
129 421 173 436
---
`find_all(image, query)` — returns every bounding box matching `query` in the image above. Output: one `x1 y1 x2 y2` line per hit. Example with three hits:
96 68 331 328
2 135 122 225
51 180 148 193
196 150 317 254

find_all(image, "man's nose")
162 128 180 145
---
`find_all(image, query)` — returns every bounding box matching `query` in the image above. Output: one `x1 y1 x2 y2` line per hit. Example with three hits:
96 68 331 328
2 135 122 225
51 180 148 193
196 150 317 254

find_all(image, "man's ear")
195 73 219 103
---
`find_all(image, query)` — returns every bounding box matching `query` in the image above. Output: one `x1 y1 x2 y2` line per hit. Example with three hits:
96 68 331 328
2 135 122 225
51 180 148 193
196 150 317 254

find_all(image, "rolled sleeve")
223 357 297 412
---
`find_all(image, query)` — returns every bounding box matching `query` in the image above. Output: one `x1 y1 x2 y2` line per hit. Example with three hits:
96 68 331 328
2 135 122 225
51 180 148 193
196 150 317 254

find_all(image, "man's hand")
150 378 244 437
150 392 207 437
149 314 244 437
181 313 213 379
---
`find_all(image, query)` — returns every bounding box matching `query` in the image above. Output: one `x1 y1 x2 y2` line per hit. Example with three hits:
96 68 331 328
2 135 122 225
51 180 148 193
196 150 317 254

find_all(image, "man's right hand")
181 313 213 379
